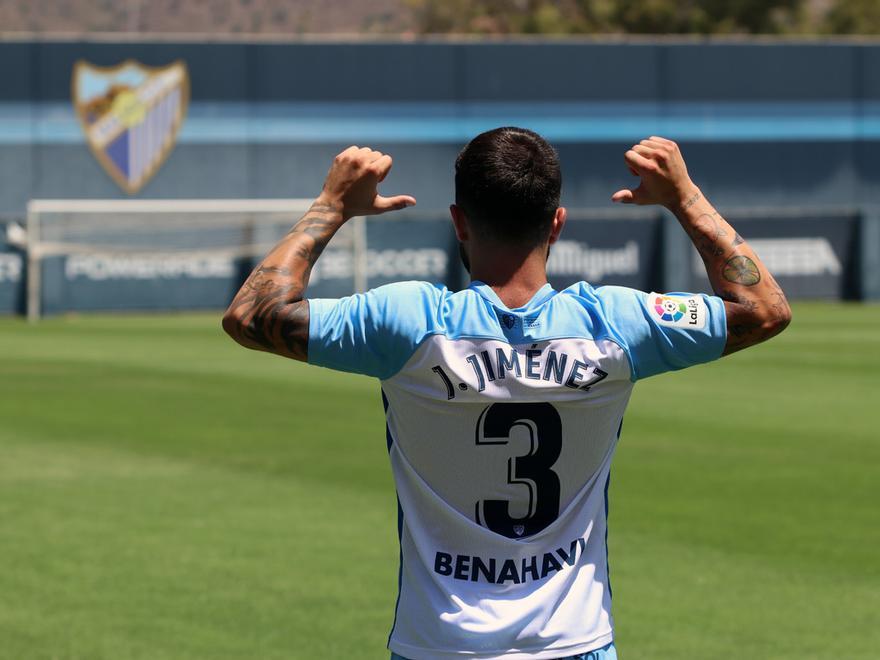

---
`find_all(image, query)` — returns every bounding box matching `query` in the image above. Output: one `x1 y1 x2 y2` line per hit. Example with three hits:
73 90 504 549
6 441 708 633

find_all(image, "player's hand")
611 137 699 209
317 146 416 220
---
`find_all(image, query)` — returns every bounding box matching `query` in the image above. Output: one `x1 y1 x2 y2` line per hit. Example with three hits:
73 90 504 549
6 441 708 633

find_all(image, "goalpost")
21 200 662 321
25 199 368 321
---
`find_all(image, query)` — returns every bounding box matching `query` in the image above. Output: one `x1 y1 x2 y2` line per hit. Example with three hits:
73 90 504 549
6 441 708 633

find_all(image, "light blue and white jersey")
308 280 726 660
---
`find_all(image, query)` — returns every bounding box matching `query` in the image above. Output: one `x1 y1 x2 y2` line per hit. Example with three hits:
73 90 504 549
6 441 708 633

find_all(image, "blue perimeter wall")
5 38 880 210
1 38 879 311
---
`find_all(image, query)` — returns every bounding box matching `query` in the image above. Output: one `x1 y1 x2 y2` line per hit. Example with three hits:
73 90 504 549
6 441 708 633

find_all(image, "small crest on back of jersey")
513 524 525 537
500 313 517 330
649 293 707 329
72 59 189 194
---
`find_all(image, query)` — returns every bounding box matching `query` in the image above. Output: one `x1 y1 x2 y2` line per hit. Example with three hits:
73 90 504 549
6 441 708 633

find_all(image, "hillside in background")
2 0 878 36
0 0 411 36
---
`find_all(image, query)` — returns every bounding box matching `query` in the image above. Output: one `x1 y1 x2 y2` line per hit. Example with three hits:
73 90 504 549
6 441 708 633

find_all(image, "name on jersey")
459 347 608 393
434 537 587 585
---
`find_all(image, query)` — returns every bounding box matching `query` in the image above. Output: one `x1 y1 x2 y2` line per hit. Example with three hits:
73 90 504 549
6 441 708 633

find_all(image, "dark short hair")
455 127 561 246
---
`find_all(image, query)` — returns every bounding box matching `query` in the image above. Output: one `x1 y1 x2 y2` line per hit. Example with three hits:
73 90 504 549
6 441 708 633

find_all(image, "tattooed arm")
612 137 791 355
222 146 416 360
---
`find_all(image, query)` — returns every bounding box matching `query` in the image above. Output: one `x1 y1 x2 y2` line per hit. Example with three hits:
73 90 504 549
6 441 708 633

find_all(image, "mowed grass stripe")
0 439 398 659
0 303 878 659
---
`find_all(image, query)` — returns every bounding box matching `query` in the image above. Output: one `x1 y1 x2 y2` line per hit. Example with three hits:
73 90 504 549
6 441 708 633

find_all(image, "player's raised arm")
612 137 791 355
222 147 416 360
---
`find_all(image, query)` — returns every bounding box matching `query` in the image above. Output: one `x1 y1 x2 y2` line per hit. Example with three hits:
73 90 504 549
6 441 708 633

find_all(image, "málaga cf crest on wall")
72 60 189 194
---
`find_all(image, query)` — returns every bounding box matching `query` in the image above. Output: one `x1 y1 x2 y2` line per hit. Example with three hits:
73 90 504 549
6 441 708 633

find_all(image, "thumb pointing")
374 194 417 213
611 189 635 204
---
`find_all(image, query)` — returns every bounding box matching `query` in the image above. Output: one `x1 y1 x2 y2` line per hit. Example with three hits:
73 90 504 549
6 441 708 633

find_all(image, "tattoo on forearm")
720 277 790 354
287 215 340 242
722 255 761 286
226 201 343 359
692 212 728 257
719 289 758 312
681 191 702 210
675 199 790 355
729 322 762 338
277 301 310 355
228 267 303 354
292 243 313 261
768 285 791 324
307 204 338 214
249 266 292 278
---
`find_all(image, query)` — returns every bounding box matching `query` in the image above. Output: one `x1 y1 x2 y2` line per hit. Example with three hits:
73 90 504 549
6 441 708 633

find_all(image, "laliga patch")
649 293 707 330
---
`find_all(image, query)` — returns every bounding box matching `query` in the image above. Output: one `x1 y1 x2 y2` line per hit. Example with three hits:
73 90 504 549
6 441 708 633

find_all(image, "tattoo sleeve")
671 191 791 355
222 201 344 360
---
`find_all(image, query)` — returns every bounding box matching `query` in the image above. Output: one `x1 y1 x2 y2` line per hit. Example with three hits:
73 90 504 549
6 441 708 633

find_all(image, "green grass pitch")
0 303 877 659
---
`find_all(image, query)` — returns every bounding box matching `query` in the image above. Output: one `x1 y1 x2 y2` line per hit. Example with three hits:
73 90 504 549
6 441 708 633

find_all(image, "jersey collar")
468 280 556 312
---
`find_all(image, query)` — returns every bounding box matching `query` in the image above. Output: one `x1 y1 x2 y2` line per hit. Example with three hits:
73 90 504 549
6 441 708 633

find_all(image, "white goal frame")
25 199 368 321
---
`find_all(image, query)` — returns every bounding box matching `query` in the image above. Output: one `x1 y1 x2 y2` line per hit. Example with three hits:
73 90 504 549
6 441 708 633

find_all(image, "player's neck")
468 244 549 309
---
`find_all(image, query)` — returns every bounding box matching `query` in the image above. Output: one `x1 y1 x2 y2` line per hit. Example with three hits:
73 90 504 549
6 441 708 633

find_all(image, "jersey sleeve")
595 286 727 381
307 280 442 380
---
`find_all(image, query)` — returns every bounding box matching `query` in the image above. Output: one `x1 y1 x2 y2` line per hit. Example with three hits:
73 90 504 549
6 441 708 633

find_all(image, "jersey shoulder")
308 279 724 382
563 282 727 380
307 280 446 379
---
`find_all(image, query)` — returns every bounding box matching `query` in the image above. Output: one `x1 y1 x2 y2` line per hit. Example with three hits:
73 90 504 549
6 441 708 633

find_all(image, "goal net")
25 199 368 320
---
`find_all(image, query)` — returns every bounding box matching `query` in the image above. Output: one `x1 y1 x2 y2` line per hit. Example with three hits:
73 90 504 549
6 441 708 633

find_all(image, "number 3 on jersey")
475 402 562 538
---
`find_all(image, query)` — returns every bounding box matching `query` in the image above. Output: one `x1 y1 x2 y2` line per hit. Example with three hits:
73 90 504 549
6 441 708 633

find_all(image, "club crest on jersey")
649 293 706 329
500 313 517 330
72 59 189 194
513 524 525 537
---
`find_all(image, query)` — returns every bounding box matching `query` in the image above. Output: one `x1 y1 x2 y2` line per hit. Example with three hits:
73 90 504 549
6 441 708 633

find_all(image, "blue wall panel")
1 39 878 311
